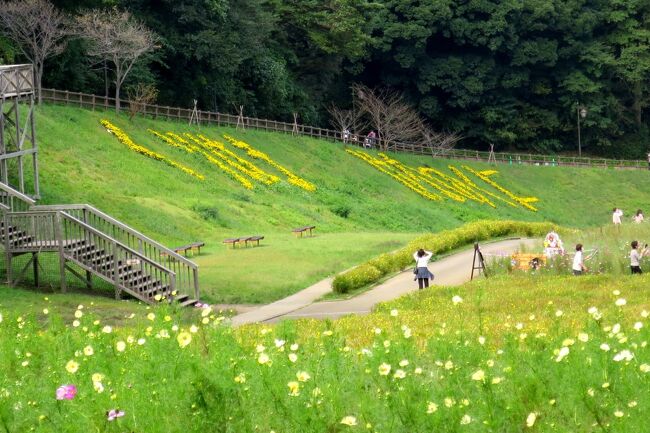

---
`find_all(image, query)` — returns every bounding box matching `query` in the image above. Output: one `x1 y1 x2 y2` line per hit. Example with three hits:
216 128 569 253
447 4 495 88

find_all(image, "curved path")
231 238 538 326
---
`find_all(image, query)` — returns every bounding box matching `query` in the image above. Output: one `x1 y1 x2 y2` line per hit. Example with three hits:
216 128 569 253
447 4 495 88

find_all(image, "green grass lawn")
8 103 649 304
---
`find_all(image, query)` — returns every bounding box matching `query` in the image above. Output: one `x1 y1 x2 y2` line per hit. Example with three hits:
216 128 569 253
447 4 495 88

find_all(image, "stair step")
179 298 198 308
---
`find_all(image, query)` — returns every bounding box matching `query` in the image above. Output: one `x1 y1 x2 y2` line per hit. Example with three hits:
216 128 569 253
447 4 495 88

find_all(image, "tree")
0 0 69 103
126 83 157 121
353 84 423 151
327 103 367 138
76 9 157 112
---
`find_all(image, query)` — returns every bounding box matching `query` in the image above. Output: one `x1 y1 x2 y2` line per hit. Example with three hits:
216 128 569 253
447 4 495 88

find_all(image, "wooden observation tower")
0 64 39 198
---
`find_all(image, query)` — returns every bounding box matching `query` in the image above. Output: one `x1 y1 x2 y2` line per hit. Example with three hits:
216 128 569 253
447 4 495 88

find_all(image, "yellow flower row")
149 130 254 190
223 134 317 192
186 134 279 186
100 120 204 180
347 150 539 211
346 150 440 201
462 166 539 211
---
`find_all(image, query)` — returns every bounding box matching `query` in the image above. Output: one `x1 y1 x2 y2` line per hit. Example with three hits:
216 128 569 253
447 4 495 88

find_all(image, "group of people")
612 208 644 225
572 241 649 275
341 129 377 148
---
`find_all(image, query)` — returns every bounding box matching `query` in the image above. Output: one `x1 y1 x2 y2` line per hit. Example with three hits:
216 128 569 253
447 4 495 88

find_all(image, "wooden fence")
41 88 649 170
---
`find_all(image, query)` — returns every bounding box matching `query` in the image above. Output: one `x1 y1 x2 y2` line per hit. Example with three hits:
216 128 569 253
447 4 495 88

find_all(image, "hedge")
332 220 558 293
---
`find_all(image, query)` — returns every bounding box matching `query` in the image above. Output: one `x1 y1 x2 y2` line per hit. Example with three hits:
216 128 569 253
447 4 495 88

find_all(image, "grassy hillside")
25 104 650 302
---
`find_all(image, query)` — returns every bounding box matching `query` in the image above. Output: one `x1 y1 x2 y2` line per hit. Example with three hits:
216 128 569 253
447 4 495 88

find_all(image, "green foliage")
333 220 557 293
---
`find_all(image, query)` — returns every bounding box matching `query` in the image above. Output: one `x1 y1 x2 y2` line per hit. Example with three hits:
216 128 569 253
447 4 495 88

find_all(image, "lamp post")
576 103 587 157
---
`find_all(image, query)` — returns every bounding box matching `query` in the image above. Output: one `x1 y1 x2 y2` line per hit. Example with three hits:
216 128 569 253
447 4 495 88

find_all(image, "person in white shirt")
634 209 644 223
413 249 434 289
572 244 587 275
612 208 623 225
630 240 647 274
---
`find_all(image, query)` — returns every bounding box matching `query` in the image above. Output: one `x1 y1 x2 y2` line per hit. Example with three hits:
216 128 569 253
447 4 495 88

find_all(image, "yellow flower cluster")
462 166 539 211
187 134 279 186
223 134 316 192
149 130 282 190
149 130 254 189
346 149 539 211
100 120 204 180
346 150 440 201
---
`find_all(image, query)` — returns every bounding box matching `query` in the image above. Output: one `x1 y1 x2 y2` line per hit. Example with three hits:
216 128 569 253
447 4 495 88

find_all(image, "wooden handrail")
59 212 175 275
31 203 197 269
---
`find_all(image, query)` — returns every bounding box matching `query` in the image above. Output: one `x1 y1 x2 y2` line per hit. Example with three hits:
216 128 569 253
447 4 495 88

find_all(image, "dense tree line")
2 0 650 158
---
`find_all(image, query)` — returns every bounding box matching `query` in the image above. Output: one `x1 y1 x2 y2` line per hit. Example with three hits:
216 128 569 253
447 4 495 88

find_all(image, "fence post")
54 212 67 293
65 90 69 105
112 240 121 300
193 267 199 300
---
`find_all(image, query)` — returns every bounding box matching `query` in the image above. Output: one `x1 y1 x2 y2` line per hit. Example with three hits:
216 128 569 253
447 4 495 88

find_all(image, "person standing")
630 241 647 274
413 248 434 289
572 244 587 275
612 208 623 225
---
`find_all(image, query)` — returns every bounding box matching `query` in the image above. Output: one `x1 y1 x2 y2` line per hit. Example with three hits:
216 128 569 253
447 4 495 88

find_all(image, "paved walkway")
230 238 538 326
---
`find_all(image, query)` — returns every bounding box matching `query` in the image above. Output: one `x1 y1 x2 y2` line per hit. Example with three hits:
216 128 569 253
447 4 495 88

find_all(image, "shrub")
332 220 558 292
332 263 382 293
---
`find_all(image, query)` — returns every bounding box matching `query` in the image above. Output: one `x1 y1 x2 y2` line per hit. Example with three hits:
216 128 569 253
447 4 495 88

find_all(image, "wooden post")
112 240 121 300
32 253 39 287
54 212 67 293
292 113 299 136
92 94 95 111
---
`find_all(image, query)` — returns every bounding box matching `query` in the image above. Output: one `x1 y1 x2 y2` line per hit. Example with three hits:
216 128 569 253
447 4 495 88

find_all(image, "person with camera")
630 241 649 274
413 248 434 289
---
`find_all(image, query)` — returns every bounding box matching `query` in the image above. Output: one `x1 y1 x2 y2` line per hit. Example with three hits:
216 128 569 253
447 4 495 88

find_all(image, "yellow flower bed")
223 134 316 192
149 130 254 189
187 134 279 186
347 150 539 211
100 120 204 180
346 149 440 200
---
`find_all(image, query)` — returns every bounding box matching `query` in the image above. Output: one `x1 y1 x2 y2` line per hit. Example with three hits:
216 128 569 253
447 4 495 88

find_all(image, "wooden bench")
292 225 316 237
171 241 205 256
511 253 546 271
223 236 264 248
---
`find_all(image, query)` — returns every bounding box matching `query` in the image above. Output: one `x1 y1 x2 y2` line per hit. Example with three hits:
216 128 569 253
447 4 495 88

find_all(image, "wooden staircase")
0 183 200 306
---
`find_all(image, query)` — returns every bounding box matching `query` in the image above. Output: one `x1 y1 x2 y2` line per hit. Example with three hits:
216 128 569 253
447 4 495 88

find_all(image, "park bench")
223 236 265 248
292 225 316 237
511 253 546 271
171 241 205 256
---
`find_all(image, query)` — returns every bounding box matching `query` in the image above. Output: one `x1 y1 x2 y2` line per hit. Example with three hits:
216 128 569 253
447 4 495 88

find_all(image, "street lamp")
576 103 587 157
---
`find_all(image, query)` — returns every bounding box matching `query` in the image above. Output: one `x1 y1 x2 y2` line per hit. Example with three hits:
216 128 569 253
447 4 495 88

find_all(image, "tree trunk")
115 82 121 113
633 81 643 129
35 64 42 105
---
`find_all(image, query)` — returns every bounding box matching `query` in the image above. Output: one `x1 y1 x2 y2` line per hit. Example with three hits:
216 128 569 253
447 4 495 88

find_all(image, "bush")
332 263 382 293
332 220 558 292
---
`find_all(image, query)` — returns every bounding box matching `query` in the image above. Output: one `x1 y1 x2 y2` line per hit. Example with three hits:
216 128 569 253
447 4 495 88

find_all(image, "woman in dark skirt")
413 248 434 289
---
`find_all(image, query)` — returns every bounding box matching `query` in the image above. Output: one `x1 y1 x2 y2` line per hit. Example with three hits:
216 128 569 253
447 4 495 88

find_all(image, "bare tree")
76 9 157 112
419 122 461 157
126 83 158 121
352 84 422 151
327 104 367 142
0 0 69 103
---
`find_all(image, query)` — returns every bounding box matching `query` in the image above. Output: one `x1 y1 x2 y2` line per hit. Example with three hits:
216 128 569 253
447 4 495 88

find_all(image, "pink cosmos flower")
56 384 77 400
107 409 125 421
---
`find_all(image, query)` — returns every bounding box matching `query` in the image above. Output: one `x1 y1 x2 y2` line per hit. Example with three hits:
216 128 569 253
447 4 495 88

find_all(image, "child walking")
572 244 587 275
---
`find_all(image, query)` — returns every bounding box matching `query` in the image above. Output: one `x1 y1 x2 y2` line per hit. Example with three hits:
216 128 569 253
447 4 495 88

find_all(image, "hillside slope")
27 104 650 302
